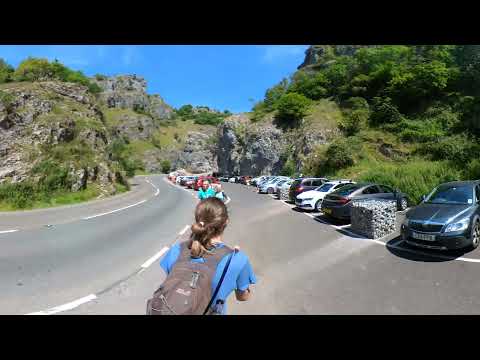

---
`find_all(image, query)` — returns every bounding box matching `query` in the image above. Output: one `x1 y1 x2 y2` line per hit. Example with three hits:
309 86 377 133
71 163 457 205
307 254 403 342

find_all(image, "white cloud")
261 45 308 63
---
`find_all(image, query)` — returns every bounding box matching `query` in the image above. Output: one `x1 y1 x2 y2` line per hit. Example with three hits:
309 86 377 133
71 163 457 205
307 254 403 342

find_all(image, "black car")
401 181 480 251
288 178 328 202
321 183 409 221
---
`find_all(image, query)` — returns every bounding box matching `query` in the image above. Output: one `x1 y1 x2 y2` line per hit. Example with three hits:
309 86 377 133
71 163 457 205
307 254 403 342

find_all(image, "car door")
377 184 396 200
357 185 381 200
310 179 323 191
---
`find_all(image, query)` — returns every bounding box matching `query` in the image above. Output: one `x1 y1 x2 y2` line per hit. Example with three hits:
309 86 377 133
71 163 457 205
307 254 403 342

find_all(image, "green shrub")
88 82 103 94
13 57 52 81
339 108 370 136
0 58 14 83
417 135 478 163
359 160 460 204
465 159 480 180
288 71 329 100
369 96 403 126
95 74 106 81
275 92 311 126
160 159 171 173
325 138 355 170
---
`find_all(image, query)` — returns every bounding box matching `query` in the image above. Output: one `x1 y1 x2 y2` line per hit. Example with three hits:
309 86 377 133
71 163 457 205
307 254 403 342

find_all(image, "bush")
465 159 480 180
13 57 52 81
325 138 355 170
339 108 370 136
265 79 289 109
288 71 329 100
369 96 403 126
95 74 106 81
0 58 14 83
160 160 171 173
417 135 477 163
176 104 194 118
359 160 461 204
275 92 311 126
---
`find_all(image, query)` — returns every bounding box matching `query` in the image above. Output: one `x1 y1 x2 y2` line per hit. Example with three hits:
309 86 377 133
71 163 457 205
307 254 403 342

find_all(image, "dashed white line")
140 246 170 269
26 294 97 315
0 229 19 234
83 199 147 220
179 225 190 235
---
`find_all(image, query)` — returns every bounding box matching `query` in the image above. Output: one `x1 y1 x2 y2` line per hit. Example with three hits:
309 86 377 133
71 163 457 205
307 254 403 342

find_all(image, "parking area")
250 183 480 264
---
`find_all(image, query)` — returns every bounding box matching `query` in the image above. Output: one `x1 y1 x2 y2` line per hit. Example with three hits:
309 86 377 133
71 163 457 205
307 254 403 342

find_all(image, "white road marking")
155 189 160 196
179 225 190 235
0 229 19 234
225 197 231 204
26 294 97 315
83 199 147 220
140 246 170 269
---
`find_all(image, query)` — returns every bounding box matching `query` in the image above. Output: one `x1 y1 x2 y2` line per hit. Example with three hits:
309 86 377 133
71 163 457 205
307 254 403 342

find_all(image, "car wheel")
471 219 480 250
315 199 322 212
267 188 274 194
399 198 408 211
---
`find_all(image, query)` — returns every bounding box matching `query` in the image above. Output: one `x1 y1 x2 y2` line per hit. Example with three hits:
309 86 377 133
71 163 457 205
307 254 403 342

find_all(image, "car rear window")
332 184 362 196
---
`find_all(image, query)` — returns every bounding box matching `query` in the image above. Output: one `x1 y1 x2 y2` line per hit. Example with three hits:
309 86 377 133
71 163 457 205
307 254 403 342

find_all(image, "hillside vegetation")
251 45 480 203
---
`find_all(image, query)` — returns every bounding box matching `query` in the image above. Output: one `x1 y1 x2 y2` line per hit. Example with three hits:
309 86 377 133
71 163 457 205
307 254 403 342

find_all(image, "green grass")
303 99 343 130
0 185 101 211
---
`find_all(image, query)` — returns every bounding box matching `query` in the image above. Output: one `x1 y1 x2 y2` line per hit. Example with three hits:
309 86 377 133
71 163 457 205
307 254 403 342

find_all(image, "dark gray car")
321 183 409 221
401 181 480 251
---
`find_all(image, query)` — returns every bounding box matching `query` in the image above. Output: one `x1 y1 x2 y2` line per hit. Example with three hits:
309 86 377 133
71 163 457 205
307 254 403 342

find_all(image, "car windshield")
425 185 474 205
315 183 335 192
332 184 363 196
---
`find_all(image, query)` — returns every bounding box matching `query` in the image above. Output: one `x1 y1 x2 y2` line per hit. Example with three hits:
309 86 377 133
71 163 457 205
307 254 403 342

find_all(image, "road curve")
0 175 196 315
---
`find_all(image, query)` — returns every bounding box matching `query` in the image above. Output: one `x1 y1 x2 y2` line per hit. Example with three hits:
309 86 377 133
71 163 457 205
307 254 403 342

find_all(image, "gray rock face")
174 131 218 174
92 75 173 120
217 114 286 176
298 45 378 70
0 82 122 195
351 200 397 239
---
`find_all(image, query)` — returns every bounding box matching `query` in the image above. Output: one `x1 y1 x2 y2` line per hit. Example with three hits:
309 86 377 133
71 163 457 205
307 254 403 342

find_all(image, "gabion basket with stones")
351 199 397 239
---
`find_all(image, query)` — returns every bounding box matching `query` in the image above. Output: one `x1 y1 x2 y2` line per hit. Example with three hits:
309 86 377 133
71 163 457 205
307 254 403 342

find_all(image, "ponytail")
189 198 228 258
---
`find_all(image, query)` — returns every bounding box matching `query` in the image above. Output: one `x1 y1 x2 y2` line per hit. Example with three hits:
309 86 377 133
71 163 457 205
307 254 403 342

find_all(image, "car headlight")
444 217 470 233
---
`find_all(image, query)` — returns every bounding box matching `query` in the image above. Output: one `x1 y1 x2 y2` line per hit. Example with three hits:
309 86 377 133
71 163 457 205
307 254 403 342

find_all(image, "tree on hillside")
275 92 311 126
0 59 14 83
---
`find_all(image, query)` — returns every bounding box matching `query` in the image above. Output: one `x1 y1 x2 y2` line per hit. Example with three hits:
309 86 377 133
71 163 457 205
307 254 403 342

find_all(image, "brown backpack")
147 240 233 315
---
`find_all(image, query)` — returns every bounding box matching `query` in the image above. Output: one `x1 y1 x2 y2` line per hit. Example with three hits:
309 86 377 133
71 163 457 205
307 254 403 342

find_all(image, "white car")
295 180 355 212
228 177 236 183
259 176 290 194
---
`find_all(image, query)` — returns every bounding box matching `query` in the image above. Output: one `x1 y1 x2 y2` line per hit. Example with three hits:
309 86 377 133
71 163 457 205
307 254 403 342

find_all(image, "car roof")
438 180 480 187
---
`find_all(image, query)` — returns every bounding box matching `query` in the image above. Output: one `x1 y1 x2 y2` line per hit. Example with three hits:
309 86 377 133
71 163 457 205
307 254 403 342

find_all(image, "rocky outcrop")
298 45 378 70
217 114 287 176
0 82 123 194
173 131 218 174
92 75 174 120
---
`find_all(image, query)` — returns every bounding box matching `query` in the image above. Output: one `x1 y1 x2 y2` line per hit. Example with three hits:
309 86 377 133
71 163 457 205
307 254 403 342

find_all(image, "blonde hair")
189 197 229 258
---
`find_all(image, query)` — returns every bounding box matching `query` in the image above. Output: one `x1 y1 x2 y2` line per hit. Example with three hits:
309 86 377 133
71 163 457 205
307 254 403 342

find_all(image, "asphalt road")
3 177 480 314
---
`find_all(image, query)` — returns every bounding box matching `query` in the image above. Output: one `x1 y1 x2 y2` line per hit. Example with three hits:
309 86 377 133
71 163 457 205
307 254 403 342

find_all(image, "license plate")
323 208 332 215
412 232 435 241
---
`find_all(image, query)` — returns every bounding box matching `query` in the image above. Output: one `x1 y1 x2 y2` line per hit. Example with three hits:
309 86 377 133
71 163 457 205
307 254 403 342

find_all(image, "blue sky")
0 45 309 113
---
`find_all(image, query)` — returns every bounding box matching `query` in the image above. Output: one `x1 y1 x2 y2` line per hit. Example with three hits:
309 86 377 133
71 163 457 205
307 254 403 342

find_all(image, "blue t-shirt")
160 243 256 314
198 187 216 200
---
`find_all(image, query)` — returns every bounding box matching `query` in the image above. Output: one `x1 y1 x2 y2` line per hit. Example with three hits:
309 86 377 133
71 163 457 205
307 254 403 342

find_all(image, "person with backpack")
147 197 256 315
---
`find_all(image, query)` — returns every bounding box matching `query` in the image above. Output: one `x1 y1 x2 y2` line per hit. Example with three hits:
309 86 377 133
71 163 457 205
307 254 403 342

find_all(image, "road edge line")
26 294 97 315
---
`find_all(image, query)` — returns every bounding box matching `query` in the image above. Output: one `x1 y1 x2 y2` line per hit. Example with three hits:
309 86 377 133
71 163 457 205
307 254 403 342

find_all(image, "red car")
194 176 219 191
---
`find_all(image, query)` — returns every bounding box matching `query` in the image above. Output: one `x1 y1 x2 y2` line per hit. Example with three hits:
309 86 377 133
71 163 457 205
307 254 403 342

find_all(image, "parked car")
260 177 290 194
271 179 289 198
295 180 355 212
288 178 328 202
321 183 409 221
401 181 480 251
276 179 292 201
239 176 252 185
176 175 186 185
218 176 230 182
186 177 198 189
228 177 237 183
257 176 275 188
251 176 267 186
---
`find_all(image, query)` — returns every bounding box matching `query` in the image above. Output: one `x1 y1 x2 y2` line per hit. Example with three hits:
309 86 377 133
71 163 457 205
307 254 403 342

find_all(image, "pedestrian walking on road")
148 197 256 315
198 180 215 200
213 183 226 202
